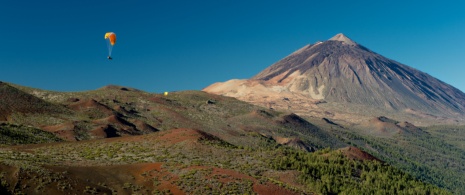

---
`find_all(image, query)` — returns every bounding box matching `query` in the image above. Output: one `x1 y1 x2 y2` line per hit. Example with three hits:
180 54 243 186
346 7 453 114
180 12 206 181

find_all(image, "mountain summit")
329 33 357 46
205 33 465 121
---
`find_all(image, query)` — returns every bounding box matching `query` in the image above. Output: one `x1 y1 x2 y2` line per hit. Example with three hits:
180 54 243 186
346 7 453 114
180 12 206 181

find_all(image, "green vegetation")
426 125 465 150
329 124 465 194
176 168 255 194
270 147 449 194
0 127 450 194
0 123 62 145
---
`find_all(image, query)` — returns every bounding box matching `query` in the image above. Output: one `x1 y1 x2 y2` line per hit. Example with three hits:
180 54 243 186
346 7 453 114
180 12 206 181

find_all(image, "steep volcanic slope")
205 34 465 120
0 81 70 121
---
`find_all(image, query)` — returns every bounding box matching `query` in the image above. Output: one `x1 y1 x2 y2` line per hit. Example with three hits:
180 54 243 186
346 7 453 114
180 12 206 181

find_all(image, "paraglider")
104 32 116 60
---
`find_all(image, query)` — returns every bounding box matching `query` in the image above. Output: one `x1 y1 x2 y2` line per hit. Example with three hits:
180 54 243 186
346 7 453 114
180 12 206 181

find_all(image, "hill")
3 82 344 149
0 128 448 194
0 81 461 193
0 81 70 122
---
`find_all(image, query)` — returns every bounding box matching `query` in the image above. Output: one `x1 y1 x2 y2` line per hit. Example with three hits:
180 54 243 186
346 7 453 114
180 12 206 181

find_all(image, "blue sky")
1 1 465 93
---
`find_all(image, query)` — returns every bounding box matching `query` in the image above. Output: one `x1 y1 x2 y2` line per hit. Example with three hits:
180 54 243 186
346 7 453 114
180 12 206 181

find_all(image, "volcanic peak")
205 33 465 119
329 33 357 46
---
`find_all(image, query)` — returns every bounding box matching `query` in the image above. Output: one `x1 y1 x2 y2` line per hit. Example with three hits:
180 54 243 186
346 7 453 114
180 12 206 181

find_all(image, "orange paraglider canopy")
104 32 116 45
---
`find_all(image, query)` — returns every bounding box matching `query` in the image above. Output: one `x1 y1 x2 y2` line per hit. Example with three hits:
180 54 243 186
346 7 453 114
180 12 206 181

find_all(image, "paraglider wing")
104 32 116 58
104 32 116 45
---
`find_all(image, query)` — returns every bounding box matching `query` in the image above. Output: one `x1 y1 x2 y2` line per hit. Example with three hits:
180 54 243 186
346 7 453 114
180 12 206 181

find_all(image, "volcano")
204 33 465 122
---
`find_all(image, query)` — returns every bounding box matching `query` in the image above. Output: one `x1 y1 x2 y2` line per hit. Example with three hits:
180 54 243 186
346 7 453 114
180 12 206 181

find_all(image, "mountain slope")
205 34 465 122
0 82 70 121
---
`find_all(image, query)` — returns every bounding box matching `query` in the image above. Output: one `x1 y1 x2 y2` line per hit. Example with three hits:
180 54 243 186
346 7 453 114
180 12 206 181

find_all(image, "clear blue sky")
1 0 465 93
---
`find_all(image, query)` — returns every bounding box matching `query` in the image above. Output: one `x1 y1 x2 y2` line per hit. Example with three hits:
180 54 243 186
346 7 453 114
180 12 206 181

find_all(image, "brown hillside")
92 115 141 135
273 136 314 152
367 116 403 137
0 82 68 121
361 116 428 137
338 146 382 162
42 122 77 141
68 98 116 117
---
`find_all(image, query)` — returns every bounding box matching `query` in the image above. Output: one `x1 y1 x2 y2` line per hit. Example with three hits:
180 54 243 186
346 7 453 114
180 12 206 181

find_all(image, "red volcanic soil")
68 99 114 115
52 130 77 141
42 122 77 141
130 163 184 195
53 162 184 195
338 146 381 162
19 161 299 195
